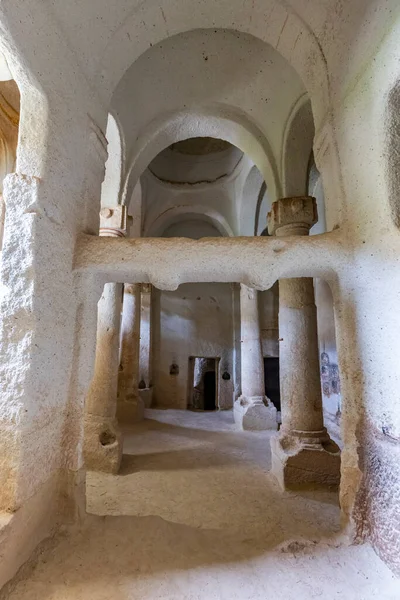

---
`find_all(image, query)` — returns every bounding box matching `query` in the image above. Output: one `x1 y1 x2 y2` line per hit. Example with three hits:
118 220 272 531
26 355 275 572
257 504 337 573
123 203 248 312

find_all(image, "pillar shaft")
119 283 141 400
268 196 340 489
279 277 324 435
234 284 277 430
84 207 127 473
86 282 122 417
240 284 265 399
139 283 153 407
117 283 144 421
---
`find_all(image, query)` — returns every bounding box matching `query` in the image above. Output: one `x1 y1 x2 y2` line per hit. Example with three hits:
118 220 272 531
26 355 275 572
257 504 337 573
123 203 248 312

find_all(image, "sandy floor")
8 409 400 599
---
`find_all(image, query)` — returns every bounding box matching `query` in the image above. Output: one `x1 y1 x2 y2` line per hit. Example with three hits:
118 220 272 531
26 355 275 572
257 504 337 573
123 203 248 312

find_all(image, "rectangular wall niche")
188 357 220 411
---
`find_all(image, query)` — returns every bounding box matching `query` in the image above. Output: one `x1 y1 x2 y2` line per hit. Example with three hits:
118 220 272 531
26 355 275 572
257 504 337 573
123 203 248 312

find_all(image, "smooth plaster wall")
152 282 234 410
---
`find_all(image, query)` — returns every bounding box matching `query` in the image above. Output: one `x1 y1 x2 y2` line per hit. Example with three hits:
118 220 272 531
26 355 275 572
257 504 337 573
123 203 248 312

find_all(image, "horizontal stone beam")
74 231 348 291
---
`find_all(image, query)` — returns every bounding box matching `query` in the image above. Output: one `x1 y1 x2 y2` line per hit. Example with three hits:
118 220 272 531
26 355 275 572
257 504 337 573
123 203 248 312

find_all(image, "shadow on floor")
121 415 273 466
7 512 354 600
119 415 338 508
8 412 396 600
119 446 246 474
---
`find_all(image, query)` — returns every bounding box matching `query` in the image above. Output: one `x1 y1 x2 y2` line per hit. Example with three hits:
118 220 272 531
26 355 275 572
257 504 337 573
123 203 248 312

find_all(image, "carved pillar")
84 206 126 473
234 284 277 430
268 196 340 489
117 282 144 421
139 283 153 408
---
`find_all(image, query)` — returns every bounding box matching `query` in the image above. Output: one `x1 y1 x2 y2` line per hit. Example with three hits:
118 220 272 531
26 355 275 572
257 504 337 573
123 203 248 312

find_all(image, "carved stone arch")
145 206 234 238
120 107 280 209
97 2 330 128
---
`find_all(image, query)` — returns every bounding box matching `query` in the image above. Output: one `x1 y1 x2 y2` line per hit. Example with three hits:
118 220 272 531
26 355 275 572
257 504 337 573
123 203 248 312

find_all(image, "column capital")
267 196 317 237
141 283 152 294
124 283 140 295
99 205 127 237
240 283 256 299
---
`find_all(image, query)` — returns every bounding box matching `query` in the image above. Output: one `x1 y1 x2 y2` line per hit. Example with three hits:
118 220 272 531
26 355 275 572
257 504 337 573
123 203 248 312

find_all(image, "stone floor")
8 409 400 599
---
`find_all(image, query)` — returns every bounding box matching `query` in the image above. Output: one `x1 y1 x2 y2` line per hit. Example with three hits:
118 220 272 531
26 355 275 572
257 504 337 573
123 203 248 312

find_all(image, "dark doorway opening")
203 371 216 410
264 357 280 411
188 357 219 410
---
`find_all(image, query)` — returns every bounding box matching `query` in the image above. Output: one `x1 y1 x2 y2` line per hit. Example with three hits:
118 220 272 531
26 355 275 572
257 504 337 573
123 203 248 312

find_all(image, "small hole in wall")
222 371 230 381
99 431 117 446
138 379 146 389
170 363 179 375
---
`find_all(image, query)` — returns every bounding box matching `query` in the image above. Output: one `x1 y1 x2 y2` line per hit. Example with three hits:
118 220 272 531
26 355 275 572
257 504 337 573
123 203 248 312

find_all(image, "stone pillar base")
271 432 341 490
139 387 153 408
234 396 277 431
117 396 145 423
83 415 122 474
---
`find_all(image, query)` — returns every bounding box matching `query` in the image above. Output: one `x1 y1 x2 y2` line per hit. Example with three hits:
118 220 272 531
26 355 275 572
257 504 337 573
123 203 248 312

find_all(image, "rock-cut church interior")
0 1 400 598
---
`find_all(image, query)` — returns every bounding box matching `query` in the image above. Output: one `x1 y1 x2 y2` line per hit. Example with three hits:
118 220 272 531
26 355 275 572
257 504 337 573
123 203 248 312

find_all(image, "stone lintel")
74 231 345 289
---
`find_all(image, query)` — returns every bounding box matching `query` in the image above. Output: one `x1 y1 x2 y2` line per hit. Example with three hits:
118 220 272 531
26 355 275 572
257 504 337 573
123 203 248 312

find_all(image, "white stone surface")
118 285 141 402
84 282 123 473
74 231 347 290
152 282 234 410
7 410 400 600
0 0 400 589
234 398 277 431
141 146 253 239
112 28 304 201
235 284 277 430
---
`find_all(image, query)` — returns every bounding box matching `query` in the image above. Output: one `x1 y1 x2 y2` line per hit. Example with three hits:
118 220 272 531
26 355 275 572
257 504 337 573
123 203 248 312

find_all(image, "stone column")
234 284 277 430
84 206 126 473
139 283 153 408
117 282 144 421
268 196 340 489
